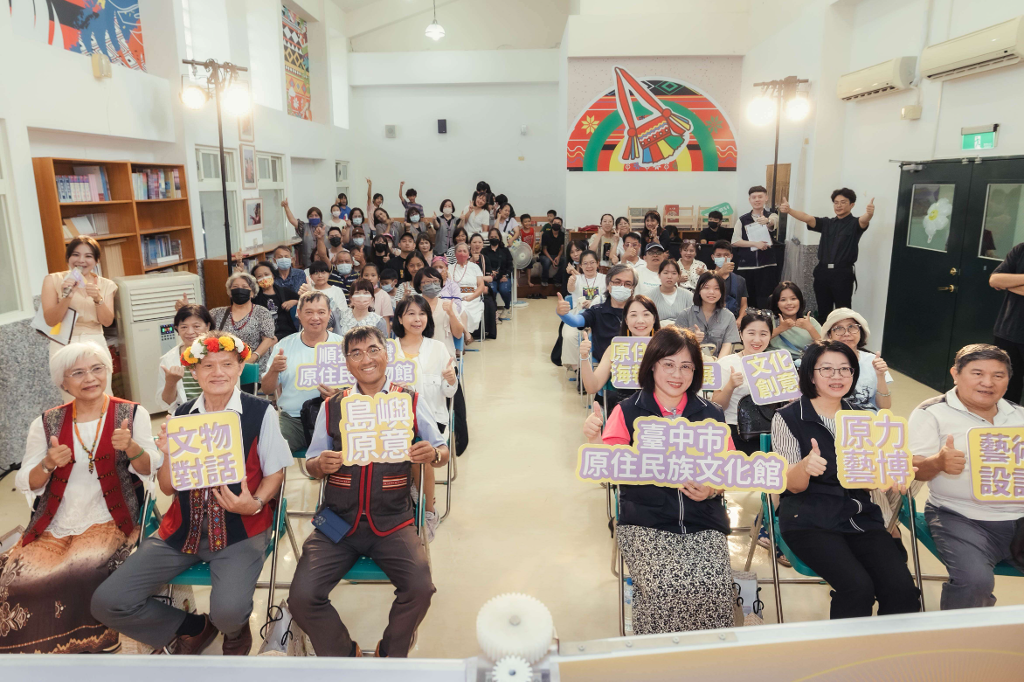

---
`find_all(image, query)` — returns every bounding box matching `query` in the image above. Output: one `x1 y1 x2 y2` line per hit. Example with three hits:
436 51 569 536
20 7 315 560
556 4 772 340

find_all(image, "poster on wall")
9 0 146 71
244 198 263 233
282 6 311 121
567 66 735 173
240 144 257 189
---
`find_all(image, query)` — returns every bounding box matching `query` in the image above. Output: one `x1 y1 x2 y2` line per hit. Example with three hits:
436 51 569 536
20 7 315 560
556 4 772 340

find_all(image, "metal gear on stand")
476 593 554 664
491 655 533 682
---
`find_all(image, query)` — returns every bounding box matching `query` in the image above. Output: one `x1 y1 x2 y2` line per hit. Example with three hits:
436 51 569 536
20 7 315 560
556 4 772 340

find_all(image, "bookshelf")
33 158 198 279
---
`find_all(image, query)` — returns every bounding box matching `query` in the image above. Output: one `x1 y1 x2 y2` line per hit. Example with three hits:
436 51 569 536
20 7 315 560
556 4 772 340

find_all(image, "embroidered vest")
158 393 274 553
323 384 420 537
23 398 140 545
732 211 777 269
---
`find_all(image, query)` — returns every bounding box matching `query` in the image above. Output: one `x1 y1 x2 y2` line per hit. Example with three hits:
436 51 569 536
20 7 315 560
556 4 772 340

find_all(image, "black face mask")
375 244 388 254
489 237 500 247
230 288 251 305
708 221 721 229
329 236 343 247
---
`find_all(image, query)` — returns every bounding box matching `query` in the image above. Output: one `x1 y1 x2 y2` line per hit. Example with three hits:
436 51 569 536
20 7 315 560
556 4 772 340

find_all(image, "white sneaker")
425 510 439 543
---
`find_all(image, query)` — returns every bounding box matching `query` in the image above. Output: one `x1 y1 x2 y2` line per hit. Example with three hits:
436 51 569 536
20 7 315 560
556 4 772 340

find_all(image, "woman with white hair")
0 342 158 653
822 307 893 412
208 272 277 376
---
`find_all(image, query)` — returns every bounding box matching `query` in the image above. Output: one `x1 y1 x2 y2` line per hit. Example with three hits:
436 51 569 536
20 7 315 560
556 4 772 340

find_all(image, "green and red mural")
567 66 735 173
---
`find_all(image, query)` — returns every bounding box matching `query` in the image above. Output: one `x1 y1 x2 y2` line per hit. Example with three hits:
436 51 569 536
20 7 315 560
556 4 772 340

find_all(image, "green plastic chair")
240 363 260 392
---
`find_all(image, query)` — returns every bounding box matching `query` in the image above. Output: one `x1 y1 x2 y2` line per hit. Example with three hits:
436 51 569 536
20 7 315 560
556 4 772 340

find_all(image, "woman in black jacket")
483 227 514 311
583 326 734 634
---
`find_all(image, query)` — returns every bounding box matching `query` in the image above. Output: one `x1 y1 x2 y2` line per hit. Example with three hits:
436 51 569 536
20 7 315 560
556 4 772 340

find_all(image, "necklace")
72 395 109 474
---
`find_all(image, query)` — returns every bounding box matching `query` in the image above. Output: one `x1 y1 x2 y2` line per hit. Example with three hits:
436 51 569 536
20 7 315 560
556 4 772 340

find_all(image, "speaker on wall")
438 119 447 134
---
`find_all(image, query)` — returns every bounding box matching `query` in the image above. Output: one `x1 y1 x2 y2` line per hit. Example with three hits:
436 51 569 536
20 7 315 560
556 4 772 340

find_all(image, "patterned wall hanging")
282 6 311 121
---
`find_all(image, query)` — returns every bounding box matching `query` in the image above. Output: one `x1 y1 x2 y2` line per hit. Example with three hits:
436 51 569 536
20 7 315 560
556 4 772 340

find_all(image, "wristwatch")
41 460 56 474
251 496 265 515
252 351 261 360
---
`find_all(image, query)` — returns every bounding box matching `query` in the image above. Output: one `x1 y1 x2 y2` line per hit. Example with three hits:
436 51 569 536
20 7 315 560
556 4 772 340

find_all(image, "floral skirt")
0 520 133 653
617 524 734 635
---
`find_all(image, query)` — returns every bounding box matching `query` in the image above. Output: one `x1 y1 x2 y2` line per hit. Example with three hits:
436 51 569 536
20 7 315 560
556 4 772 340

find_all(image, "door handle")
938 285 956 292
950 267 958 276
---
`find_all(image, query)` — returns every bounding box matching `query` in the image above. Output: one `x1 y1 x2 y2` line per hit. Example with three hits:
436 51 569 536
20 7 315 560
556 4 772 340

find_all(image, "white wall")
350 82 563 218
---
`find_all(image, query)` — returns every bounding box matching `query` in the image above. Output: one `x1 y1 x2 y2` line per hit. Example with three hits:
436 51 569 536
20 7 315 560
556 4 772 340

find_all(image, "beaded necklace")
72 395 109 474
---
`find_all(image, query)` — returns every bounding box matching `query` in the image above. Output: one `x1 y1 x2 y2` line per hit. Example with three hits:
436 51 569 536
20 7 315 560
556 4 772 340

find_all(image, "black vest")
733 211 777 269
618 390 731 536
776 397 884 535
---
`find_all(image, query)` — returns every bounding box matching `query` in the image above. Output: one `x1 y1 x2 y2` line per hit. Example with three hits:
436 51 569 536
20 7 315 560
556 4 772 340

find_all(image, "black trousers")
737 265 778 310
994 336 1024 405
813 265 855 322
452 379 469 456
782 528 920 619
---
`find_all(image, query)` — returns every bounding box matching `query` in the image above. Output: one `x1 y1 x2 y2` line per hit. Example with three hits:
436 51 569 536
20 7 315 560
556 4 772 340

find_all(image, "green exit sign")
962 130 997 150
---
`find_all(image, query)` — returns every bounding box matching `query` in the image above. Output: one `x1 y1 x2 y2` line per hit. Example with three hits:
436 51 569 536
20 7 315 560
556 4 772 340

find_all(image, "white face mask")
409 214 420 223
610 285 631 302
443 207 453 216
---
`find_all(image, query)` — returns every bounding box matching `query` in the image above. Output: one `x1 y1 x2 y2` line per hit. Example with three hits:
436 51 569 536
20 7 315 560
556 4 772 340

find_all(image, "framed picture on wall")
243 198 263 232
240 144 257 189
239 110 254 142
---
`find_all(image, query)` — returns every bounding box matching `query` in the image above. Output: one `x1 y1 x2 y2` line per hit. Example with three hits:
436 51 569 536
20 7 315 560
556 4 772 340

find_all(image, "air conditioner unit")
114 272 201 414
837 57 916 101
920 15 1024 81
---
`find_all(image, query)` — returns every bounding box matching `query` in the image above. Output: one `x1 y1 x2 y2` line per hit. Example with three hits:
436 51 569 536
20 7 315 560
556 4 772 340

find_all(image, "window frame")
256 152 287 244
0 120 31 324
194 145 242 258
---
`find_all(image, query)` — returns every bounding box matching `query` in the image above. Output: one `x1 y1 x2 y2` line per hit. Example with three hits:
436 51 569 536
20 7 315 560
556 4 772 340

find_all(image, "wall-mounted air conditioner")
920 15 1024 81
837 57 916 101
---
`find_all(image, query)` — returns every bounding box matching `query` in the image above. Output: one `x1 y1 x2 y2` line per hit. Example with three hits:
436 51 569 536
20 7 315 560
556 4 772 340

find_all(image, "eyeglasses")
830 323 861 336
609 278 635 287
346 346 385 361
66 364 107 380
814 366 854 378
747 308 773 320
658 360 696 375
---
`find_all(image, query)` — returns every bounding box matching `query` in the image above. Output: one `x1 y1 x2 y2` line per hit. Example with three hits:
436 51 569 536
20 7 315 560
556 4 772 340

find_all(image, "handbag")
258 600 315 657
736 395 782 441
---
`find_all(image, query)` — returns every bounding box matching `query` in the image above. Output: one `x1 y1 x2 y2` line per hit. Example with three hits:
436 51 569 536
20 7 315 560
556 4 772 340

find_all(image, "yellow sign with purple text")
967 426 1024 501
166 411 246 491
337 392 415 466
835 410 915 490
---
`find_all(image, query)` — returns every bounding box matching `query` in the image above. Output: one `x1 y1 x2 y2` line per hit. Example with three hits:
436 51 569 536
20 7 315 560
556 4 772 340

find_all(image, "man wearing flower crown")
92 332 293 655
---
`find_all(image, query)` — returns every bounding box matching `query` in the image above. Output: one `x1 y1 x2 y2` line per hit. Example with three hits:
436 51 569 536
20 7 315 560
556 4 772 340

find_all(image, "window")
978 183 1024 262
906 184 955 253
335 161 349 204
0 121 28 320
195 146 240 258
257 153 287 244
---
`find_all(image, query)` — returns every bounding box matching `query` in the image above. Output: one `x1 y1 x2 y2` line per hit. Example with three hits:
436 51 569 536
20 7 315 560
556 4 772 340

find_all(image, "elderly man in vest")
288 326 449 658
92 332 292 655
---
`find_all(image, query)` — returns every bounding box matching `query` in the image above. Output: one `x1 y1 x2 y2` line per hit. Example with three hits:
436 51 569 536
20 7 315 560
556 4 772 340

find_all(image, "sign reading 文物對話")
834 410 915 490
294 339 416 390
740 349 800 405
338 392 415 467
967 426 1024 502
166 411 246 491
577 417 788 493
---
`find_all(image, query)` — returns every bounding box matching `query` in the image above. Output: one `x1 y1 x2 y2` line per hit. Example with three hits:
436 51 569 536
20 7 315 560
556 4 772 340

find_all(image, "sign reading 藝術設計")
294 339 417 390
166 411 246 491
338 392 415 466
967 426 1024 502
834 409 915 490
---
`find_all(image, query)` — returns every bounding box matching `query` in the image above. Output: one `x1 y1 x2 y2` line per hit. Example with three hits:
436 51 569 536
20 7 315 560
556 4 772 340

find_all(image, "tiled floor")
2 298 1022 658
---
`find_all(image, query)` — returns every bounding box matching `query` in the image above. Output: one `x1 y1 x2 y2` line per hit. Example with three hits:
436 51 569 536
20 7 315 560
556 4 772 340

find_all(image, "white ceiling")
328 0 384 11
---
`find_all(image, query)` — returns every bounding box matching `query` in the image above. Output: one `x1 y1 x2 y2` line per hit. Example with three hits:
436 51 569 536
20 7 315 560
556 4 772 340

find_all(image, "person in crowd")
282 199 322 267
558 264 636 364
41 236 118 395
399 181 424 216
366 178 384 217
157 305 213 414
546 209 558 225
712 311 775 454
822 308 892 412
372 233 398 272
450 243 486 342
610 216 632 263
261 291 341 453
347 208 367 243
677 272 738 359
640 211 662 252
496 202 519 245
434 199 458 256
359 262 394 334
769 281 821 361
660 223 683 261
431 257 463 310
404 206 432 240
678 239 708 291
732 186 779 309
346 222 368 254
393 295 459 540
589 213 617 268
636 243 667 298
394 232 417 280
559 239 585 298
380 268 400 306
651 259 693 324
373 208 400 242
326 249 359 292
516 213 537 251
988 240 1024 403
699 210 732 245
288 326 448 658
469 233 489 279
583 326 734 634
579 295 661 413
334 193 351 221
560 250 606 372
301 260 348 330
1 342 157 653
460 190 490 237
710 240 748 322
209 272 276 377
909 344 1024 609
483 227 514 312
393 252 430 304
336 279 388 337
416 233 435 263
539 217 565 287
771 340 920 619
272 244 310 293
780 190 875 321
92 333 291 656
327 202 348 242
318 224 348 266
252 261 300 342
445 227 470 265
617 232 644 271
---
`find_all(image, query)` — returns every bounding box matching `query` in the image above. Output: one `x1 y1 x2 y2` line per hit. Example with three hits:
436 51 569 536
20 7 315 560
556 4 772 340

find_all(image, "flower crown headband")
181 334 251 366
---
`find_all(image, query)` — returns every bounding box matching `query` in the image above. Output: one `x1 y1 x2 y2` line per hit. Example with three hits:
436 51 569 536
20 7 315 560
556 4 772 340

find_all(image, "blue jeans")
539 254 557 285
490 279 513 309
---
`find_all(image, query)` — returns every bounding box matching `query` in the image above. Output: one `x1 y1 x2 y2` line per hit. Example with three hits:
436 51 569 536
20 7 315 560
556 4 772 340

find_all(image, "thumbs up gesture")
556 292 571 316
442 356 457 386
865 197 875 218
45 435 73 470
174 292 190 311
270 348 288 374
937 435 966 476
566 273 578 292
162 364 185 384
779 197 790 214
583 401 605 443
579 331 592 360
804 438 827 477
691 324 705 343
111 418 134 452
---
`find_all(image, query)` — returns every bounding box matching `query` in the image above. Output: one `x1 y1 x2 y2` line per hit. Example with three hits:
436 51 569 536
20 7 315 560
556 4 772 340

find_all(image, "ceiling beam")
344 0 461 39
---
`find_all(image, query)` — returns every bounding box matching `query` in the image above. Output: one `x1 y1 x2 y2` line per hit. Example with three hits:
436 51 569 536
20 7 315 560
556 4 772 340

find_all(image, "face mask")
443 207 453 216
382 283 395 292
610 285 631 302
338 263 353 275
256 277 273 289
230 288 252 305
352 293 372 304
353 237 365 246
276 257 292 270
409 214 420 223
375 244 388 254
489 237 500 247
309 217 321 227
708 221 720 229
331 210 341 219
329 236 343 247
421 282 442 298
713 256 727 268
353 217 363 226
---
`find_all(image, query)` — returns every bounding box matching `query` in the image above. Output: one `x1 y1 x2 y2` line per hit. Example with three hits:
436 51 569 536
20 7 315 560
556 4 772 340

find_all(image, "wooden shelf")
135 197 188 203
145 258 195 272
59 200 133 207
139 225 192 235
63 232 136 243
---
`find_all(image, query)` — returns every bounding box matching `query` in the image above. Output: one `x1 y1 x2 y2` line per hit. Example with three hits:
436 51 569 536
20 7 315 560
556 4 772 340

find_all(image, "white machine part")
491 655 533 682
114 272 201 413
476 593 554 665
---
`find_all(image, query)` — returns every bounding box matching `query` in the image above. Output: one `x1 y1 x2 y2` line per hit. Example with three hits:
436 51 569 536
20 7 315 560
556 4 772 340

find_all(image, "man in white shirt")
732 185 779 308
636 242 666 297
618 232 643 271
909 344 1024 609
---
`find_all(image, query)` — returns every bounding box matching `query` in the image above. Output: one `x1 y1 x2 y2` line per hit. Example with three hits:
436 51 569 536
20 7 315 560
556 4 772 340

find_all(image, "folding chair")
435 395 457 524
240 363 260 395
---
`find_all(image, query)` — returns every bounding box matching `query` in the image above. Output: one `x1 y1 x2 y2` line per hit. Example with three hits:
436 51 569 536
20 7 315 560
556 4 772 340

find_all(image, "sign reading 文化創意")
338 392 415 467
834 409 915 490
740 349 800 405
967 426 1024 501
166 411 246 491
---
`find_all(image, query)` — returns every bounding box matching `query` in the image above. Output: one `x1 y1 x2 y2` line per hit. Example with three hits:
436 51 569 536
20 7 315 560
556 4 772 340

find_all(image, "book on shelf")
132 168 182 200
143 233 183 267
61 214 110 239
663 204 681 224
56 167 110 203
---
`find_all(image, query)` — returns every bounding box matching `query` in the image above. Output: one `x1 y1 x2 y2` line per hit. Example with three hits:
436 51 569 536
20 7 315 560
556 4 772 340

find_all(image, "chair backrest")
241 362 260 385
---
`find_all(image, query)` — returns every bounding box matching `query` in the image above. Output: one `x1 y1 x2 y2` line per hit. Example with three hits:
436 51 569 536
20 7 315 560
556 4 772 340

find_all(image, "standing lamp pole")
751 76 808 236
